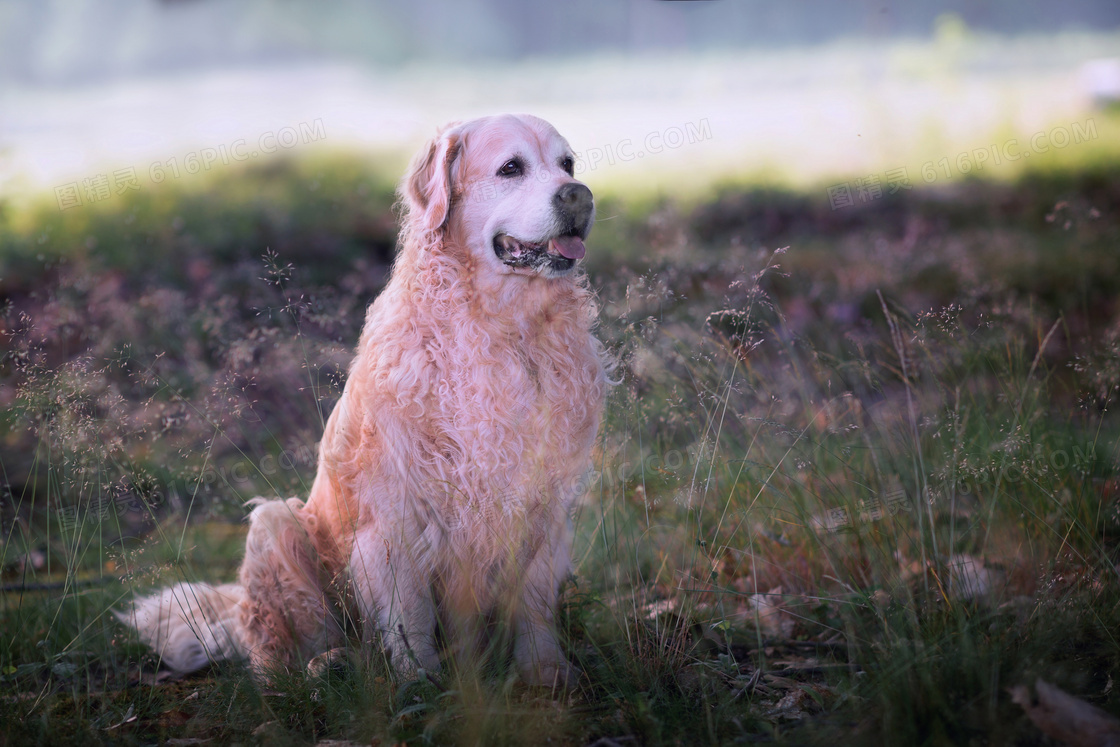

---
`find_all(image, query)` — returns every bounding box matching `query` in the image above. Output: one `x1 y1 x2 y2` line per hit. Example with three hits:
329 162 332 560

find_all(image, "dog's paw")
387 637 441 681
523 660 582 692
306 647 353 679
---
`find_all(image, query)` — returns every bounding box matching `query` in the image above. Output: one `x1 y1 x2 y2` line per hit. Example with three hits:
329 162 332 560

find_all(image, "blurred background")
2 0 1119 201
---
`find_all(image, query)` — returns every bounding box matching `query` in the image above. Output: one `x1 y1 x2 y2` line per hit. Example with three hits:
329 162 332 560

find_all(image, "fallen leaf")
105 705 137 731
745 589 794 639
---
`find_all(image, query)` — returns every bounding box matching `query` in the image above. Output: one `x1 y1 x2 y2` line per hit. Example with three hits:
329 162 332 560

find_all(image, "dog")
118 114 609 688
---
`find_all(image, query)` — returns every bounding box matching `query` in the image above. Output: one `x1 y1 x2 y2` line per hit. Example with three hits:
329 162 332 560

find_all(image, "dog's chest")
422 324 600 484
471 335 590 445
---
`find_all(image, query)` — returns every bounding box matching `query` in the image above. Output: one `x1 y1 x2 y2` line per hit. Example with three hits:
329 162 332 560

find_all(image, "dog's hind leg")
349 525 440 678
238 498 344 675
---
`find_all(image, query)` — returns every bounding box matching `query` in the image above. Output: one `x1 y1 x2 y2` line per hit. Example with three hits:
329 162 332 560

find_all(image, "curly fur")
114 582 246 673
119 114 609 686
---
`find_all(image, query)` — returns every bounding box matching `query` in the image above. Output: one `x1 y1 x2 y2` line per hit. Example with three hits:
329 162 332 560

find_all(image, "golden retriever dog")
118 114 608 688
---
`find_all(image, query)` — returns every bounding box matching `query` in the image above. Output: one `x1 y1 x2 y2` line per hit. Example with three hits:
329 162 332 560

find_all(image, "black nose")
553 182 594 233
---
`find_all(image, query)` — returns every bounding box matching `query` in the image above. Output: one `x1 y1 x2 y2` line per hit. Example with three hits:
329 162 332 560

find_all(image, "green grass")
2 149 1120 745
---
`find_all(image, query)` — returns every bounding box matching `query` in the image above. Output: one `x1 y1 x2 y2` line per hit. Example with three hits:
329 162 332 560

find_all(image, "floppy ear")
404 129 462 233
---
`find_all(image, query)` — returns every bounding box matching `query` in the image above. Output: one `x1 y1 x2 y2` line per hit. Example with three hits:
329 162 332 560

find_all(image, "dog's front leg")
512 531 579 689
349 527 439 678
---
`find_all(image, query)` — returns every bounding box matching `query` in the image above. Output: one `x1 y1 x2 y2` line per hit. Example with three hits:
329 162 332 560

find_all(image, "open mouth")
493 232 586 274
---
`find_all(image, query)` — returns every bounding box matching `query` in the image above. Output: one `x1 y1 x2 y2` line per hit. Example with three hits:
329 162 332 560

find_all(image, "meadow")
2 123 1120 745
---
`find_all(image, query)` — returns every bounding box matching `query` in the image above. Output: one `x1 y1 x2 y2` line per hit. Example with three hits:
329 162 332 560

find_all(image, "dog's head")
402 114 595 280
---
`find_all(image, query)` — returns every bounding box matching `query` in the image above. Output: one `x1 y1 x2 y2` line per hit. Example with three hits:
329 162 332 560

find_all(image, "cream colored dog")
118 114 608 688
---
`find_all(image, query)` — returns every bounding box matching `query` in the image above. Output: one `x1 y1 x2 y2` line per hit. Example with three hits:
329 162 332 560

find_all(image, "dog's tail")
114 581 247 673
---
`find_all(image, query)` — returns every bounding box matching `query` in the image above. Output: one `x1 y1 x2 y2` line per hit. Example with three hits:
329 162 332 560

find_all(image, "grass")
2 142 1120 745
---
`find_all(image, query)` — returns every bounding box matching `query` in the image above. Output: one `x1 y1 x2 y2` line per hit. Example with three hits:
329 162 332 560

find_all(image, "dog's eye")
498 159 523 177
560 156 574 176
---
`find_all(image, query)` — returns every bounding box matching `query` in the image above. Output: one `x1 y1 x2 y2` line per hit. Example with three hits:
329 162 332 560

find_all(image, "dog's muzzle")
493 182 595 275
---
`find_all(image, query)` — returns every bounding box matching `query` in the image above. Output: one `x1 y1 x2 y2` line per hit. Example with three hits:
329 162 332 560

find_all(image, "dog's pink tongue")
549 235 586 260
